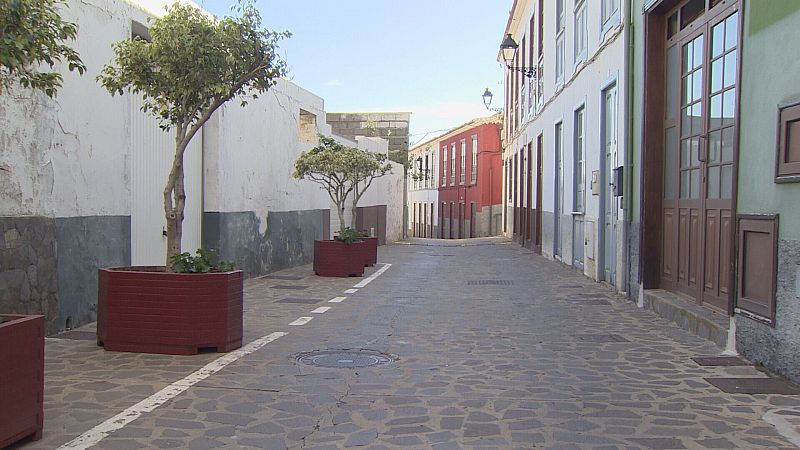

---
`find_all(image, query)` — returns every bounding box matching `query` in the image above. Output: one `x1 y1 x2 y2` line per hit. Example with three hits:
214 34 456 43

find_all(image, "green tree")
293 135 362 234
350 150 392 229
0 0 85 97
98 1 289 269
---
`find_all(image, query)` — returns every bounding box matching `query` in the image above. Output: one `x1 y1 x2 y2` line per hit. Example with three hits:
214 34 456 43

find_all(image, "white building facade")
501 0 632 292
0 0 402 334
407 140 439 238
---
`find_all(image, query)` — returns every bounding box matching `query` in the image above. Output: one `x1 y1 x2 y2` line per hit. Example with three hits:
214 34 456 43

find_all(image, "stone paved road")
13 237 800 449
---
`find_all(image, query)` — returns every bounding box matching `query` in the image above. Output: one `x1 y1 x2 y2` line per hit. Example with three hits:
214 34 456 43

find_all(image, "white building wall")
503 0 629 289
407 142 440 237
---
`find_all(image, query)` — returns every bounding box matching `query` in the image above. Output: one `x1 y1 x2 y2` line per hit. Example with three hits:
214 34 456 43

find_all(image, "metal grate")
270 285 309 290
575 334 630 343
296 350 394 368
467 280 514 286
260 274 305 280
276 298 322 304
705 378 800 395
692 356 750 366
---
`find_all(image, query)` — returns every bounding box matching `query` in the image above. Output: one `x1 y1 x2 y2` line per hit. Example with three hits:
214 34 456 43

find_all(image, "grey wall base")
0 215 130 335
56 216 130 333
627 223 641 305
0 216 59 333
203 210 325 278
736 239 800 384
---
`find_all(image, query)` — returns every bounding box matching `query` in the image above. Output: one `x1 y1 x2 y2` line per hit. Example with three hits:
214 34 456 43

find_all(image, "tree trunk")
336 202 346 235
164 137 189 270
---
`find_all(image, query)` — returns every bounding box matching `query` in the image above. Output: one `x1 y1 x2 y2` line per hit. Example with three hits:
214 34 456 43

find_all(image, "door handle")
698 135 708 163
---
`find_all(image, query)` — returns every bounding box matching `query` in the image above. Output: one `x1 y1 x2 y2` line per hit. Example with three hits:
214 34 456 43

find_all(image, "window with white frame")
459 140 466 185
574 106 586 212
431 155 436 188
424 154 430 188
442 146 447 186
602 0 620 34
450 143 456 185
574 0 587 64
555 0 565 85
471 136 478 184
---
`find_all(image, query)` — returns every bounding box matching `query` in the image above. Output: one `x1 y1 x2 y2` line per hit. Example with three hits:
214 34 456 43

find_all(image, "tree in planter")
350 150 392 230
0 0 85 97
98 1 289 269
293 135 362 235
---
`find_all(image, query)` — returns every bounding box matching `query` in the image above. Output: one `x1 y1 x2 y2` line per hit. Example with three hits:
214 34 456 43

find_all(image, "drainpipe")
623 0 634 299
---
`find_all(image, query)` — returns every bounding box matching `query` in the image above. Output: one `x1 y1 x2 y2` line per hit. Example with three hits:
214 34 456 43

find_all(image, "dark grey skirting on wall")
203 210 326 278
56 216 131 333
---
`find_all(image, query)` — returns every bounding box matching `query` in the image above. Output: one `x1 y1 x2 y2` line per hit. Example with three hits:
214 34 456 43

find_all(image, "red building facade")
437 117 503 239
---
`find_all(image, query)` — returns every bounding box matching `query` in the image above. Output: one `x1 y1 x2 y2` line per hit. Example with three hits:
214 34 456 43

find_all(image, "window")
528 16 535 115
299 110 317 144
450 144 456 185
431 155 436 187
442 146 447 186
736 215 778 324
776 102 800 181
537 0 545 109
471 136 478 184
424 154 430 188
460 140 466 185
574 0 587 64
555 0 565 85
574 106 586 212
601 0 620 35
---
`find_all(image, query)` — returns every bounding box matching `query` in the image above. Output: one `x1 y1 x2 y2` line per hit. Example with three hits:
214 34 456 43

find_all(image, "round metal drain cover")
296 350 394 368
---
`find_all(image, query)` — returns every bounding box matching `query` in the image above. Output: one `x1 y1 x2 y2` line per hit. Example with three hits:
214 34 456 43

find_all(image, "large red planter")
361 236 378 267
313 240 365 277
97 267 243 355
0 314 44 448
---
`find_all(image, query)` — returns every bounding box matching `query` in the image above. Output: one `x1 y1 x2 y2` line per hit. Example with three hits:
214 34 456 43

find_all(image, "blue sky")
201 0 509 147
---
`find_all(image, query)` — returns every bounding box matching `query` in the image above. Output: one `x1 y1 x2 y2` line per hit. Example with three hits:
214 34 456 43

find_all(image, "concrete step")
642 289 730 349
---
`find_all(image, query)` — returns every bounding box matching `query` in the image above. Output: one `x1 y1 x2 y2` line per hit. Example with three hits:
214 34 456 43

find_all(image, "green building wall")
735 2 800 384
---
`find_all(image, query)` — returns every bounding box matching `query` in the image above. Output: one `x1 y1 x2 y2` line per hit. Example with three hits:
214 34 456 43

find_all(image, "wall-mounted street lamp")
482 88 502 112
500 34 537 79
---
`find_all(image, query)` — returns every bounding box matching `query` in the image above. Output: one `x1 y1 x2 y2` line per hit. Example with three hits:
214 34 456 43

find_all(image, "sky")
199 0 510 147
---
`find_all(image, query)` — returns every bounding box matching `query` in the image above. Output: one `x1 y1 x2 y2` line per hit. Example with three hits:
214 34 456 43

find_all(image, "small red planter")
0 314 44 448
313 240 365 277
361 236 378 267
97 267 243 356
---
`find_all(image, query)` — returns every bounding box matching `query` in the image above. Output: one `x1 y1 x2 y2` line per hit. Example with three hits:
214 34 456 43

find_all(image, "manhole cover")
467 280 514 286
296 350 395 368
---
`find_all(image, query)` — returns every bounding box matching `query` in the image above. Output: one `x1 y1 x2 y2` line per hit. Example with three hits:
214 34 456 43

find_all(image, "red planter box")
313 240 365 277
0 314 44 448
361 236 378 267
97 267 243 355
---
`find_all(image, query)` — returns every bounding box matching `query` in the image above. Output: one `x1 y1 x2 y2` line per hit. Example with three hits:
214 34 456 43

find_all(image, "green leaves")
0 0 86 97
293 133 393 232
169 248 235 273
97 0 289 133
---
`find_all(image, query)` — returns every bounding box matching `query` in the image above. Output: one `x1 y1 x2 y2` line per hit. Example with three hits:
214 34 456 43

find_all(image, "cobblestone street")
15 238 800 449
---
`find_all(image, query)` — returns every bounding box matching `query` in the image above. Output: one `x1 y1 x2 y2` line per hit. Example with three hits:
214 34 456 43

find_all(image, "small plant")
334 227 368 244
169 249 235 273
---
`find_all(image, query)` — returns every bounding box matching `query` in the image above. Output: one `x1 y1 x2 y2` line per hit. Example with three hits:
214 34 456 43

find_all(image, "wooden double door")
660 2 738 313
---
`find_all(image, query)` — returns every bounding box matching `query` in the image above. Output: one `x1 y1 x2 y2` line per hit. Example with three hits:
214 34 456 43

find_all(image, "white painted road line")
57 332 287 450
289 317 313 326
353 263 392 288
311 306 331 314
328 296 346 303
344 289 358 294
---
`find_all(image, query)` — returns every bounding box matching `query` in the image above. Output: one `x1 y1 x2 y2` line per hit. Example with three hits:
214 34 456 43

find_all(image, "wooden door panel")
679 209 689 283
663 208 675 280
689 209 700 287
719 210 732 296
704 210 719 292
